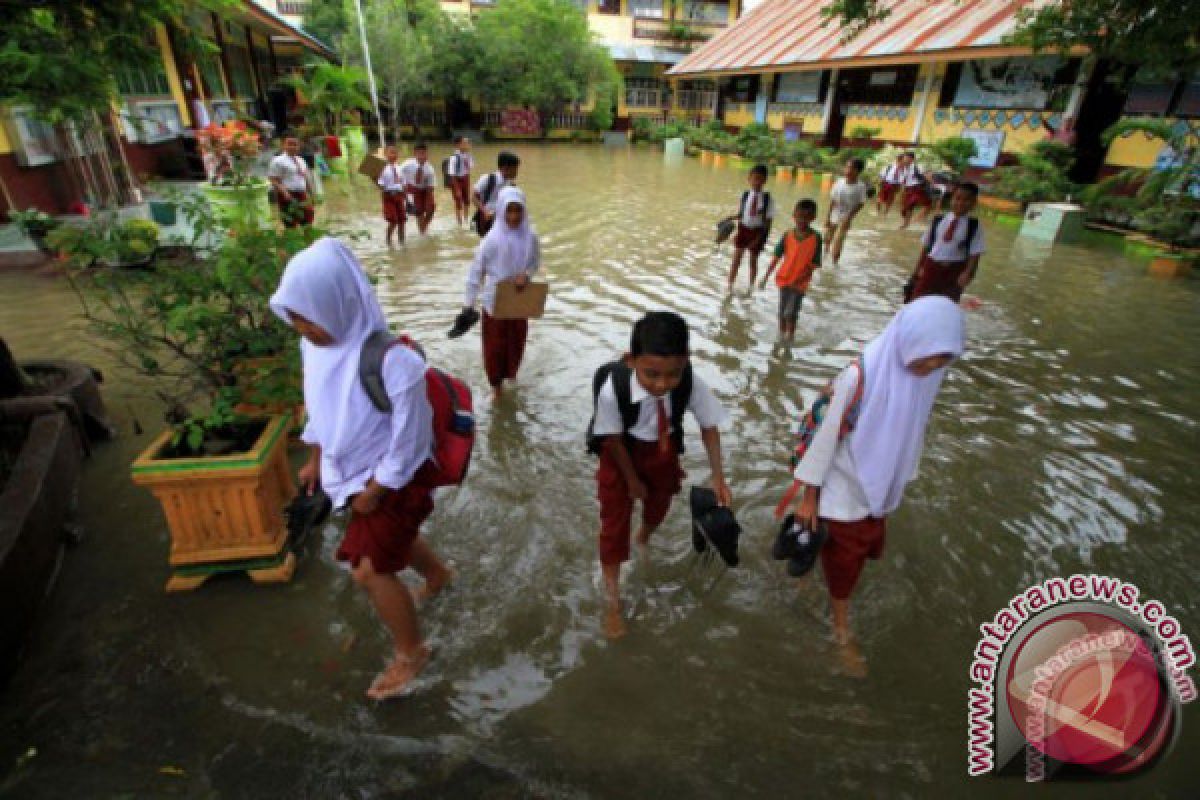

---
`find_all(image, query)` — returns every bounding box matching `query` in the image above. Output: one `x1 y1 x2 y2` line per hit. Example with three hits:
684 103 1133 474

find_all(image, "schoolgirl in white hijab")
270 237 451 701
462 186 540 399
791 295 965 673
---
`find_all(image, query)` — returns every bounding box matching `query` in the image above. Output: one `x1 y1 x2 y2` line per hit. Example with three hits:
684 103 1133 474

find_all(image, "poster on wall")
954 56 1059 109
961 128 1005 168
501 109 541 136
783 120 803 141
3 108 58 167
776 72 822 104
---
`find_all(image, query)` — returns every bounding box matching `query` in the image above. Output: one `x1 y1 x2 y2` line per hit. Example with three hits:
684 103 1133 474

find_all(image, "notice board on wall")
961 128 1006 169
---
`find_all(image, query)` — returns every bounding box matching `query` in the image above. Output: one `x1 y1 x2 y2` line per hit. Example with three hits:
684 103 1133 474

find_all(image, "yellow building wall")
156 24 193 128
724 104 754 128
0 122 11 155
1102 120 1195 169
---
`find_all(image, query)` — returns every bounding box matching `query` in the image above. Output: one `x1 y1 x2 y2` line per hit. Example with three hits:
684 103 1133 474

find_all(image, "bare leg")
408 537 453 603
830 597 867 677
352 556 429 698
633 523 658 562
386 223 397 247
747 251 760 287
601 561 627 639
727 248 744 290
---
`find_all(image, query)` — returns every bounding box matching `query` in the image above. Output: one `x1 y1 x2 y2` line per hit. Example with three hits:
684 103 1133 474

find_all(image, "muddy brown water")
1 145 1198 798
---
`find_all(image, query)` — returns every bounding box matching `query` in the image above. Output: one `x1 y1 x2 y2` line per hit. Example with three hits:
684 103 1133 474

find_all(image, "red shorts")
337 462 437 574
902 186 931 213
734 222 768 253
410 187 435 216
596 439 684 566
910 254 967 302
382 191 406 224
879 181 900 205
449 175 471 210
819 516 887 600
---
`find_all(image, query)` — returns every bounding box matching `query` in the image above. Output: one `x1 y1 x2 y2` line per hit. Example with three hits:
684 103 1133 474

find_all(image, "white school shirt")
903 164 925 187
377 162 405 192
463 234 542 314
921 213 986 263
739 190 774 228
881 163 905 184
267 153 310 193
449 151 474 177
304 346 434 509
793 365 872 521
474 172 510 212
829 178 869 225
399 158 437 190
592 370 729 441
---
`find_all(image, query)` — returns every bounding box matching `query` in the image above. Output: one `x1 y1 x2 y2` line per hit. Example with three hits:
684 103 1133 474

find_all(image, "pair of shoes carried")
285 487 332 553
447 307 481 339
689 486 742 567
772 514 827 577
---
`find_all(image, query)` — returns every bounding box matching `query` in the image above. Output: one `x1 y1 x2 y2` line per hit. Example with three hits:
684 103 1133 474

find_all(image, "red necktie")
750 192 759 217
656 398 671 454
943 215 960 243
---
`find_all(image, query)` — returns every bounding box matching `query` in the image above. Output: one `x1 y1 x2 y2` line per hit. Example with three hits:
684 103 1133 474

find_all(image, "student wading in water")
271 238 453 700
787 296 964 676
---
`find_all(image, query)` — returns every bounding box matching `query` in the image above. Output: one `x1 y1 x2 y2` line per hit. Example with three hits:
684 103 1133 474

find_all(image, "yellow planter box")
713 153 727 167
131 414 297 591
819 174 833 192
699 150 713 165
978 194 1023 215
1148 256 1194 279
796 168 812 183
775 166 794 182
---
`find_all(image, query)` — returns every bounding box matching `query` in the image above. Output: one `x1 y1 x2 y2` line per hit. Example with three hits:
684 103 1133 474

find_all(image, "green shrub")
931 136 979 174
992 141 1077 206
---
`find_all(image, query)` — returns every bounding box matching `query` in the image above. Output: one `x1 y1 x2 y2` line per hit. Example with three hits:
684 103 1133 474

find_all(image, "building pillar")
1064 57 1095 121
910 63 939 145
821 68 838 136
755 73 771 124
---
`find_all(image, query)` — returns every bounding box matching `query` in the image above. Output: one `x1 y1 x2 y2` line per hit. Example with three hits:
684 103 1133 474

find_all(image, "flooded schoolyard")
1 144 1198 797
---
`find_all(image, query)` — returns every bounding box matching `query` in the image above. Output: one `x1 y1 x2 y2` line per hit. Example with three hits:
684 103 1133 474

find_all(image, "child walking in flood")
588 311 732 639
446 136 475 228
825 158 868 266
462 186 540 402
725 164 774 290
786 296 964 676
377 144 407 247
905 182 985 303
759 199 822 340
401 143 438 235
270 237 453 701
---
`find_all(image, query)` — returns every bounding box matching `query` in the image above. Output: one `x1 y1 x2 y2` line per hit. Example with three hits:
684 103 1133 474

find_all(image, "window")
597 0 620 13
626 77 664 108
774 71 822 104
630 0 664 19
681 0 728 24
946 57 1063 109
116 63 171 97
226 42 258 98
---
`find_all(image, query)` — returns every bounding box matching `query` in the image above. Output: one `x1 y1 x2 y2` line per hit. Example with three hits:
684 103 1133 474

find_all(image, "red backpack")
359 332 475 488
774 360 864 517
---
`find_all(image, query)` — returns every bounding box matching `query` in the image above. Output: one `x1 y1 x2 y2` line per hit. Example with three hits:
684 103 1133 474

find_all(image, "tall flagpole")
353 0 387 150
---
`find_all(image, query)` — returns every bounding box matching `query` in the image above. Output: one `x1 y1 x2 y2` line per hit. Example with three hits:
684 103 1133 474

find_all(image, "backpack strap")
667 364 693 454
483 172 498 205
359 331 426 413
924 214 945 257
962 216 980 256
738 190 748 217
609 363 640 435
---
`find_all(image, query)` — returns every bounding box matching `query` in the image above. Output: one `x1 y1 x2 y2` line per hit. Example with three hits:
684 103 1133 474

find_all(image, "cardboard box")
493 282 548 320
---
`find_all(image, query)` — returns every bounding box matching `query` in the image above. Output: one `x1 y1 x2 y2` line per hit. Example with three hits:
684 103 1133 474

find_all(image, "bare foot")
833 631 868 678
409 568 455 606
367 644 431 700
491 385 504 404
604 606 627 640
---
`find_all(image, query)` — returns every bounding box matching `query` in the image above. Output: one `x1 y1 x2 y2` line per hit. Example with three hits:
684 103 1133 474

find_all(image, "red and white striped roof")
669 0 1051 76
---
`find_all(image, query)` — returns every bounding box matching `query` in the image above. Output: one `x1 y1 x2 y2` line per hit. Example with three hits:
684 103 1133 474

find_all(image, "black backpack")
924 214 980 259
471 173 501 235
585 360 693 456
441 156 453 184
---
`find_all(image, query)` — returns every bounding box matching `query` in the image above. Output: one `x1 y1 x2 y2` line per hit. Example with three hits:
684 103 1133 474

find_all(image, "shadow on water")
1 144 1199 797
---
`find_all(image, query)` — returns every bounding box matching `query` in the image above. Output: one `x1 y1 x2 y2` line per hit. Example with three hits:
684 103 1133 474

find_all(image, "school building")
1 2 335 216
667 0 1199 179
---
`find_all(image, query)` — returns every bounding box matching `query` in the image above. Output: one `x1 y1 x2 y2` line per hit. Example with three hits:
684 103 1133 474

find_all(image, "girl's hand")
712 475 733 507
351 481 385 515
514 273 529 290
297 460 320 496
796 485 820 531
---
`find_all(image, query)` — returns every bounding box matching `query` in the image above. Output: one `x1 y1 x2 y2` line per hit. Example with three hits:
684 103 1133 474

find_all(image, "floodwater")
2 145 1199 798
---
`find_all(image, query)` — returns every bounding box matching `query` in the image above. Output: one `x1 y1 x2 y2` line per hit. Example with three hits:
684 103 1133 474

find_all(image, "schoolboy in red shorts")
725 164 774 291
587 311 732 639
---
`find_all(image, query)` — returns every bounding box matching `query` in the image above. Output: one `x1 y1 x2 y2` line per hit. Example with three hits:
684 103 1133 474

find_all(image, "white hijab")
481 186 536 271
850 296 965 516
269 237 387 459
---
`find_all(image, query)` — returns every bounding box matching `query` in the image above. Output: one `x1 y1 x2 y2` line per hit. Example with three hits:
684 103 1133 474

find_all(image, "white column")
1064 57 1095 120
910 63 938 145
821 68 838 135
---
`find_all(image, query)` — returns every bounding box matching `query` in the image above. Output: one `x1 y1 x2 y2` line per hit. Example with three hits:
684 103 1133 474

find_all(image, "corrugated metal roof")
607 44 688 64
669 0 1049 76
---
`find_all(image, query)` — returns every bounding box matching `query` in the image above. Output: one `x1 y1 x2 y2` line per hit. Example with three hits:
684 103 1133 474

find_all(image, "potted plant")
196 122 271 226
60 189 314 591
8 208 59 254
1084 118 1199 276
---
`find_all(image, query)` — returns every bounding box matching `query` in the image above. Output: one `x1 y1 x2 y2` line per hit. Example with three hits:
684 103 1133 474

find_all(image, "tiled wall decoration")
843 104 910 121
932 107 1061 131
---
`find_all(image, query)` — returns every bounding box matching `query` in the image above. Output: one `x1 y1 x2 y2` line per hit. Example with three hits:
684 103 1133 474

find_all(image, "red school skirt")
337 462 438 574
382 191 406 224
596 439 685 566
819 516 887 600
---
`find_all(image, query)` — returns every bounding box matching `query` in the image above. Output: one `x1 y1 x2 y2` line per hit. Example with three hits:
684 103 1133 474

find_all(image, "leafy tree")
284 63 372 136
471 0 619 130
929 136 979 175
302 0 351 53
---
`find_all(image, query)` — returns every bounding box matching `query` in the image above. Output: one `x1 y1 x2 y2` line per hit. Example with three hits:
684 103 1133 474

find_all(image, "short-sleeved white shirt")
739 190 774 228
922 213 986 262
829 179 869 224
449 151 474 177
474 172 510 212
377 161 404 192
399 158 436 189
592 369 728 442
267 153 310 192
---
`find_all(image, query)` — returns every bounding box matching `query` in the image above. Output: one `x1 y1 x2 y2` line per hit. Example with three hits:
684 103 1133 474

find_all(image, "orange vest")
775 229 820 291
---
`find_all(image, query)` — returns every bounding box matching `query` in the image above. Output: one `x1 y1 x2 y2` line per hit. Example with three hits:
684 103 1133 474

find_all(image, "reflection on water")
2 145 1198 797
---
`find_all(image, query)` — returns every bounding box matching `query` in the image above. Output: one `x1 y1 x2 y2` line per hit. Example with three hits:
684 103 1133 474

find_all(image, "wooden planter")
978 194 1023 215
131 414 297 592
1148 255 1194 278
712 153 727 167
795 168 812 183
775 165 794 182
699 149 713 165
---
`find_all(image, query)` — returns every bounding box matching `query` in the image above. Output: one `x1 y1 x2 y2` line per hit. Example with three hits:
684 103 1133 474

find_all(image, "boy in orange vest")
759 199 822 340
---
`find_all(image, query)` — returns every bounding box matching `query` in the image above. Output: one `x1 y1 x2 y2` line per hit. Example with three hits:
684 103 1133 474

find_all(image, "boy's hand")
351 480 385 515
712 475 733 507
626 476 648 501
795 484 820 530
297 460 320 496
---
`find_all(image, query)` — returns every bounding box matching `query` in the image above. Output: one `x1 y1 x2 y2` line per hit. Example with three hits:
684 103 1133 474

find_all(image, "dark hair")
456 135 470 145
849 158 865 172
955 181 980 198
631 311 689 358
498 151 520 168
414 141 428 150
904 151 916 159
750 164 768 178
794 198 818 216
